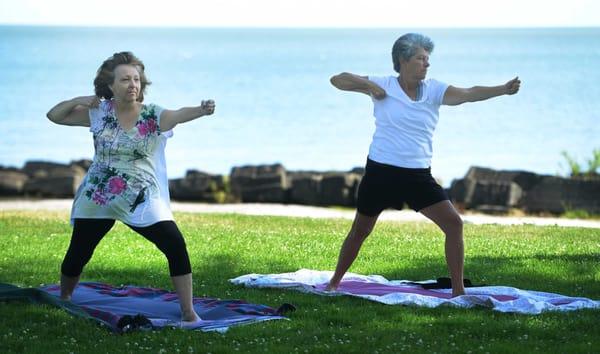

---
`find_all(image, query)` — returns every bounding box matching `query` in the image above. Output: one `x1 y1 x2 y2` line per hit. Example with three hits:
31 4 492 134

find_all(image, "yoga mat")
0 282 291 333
230 269 600 314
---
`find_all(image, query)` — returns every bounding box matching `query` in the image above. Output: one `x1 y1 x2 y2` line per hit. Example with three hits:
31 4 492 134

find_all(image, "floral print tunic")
71 100 174 227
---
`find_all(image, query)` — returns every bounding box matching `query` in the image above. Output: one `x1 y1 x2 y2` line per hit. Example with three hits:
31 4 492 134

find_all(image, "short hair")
93 51 151 102
391 33 435 73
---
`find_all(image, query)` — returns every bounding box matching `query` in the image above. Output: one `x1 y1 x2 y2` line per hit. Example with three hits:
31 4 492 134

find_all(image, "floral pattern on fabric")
82 101 162 214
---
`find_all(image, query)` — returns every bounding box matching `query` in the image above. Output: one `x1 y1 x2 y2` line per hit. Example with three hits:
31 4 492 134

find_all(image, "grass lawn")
1 210 599 353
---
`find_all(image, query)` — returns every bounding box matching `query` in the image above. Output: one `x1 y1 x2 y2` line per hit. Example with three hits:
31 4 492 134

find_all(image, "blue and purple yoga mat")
0 282 290 333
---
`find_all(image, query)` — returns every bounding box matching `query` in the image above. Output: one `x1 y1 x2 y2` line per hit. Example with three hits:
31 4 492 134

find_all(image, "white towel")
230 269 600 315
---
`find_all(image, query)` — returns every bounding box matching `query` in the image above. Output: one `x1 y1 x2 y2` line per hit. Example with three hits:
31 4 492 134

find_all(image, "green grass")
1 210 599 354
562 209 600 220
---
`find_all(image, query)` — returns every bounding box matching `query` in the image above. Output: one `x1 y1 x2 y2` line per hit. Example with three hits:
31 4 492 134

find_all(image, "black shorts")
356 158 449 216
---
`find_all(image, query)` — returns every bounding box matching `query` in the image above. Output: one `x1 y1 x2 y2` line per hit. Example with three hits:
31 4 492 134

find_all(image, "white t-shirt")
367 75 448 168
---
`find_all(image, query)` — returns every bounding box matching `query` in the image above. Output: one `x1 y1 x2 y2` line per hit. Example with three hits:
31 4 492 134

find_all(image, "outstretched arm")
330 72 387 100
46 96 99 127
159 100 216 131
442 77 521 106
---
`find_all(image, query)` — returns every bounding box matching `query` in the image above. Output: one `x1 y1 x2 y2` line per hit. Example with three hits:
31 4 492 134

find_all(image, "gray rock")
230 164 288 203
450 166 539 209
24 175 83 197
465 180 523 208
22 160 86 179
21 161 86 197
465 166 543 191
169 170 228 202
70 159 93 171
451 166 600 214
0 169 29 195
522 176 600 214
350 167 366 175
320 173 361 206
290 173 323 205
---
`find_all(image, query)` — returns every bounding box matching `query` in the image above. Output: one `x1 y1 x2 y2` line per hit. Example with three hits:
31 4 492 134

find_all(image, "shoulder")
368 75 396 87
143 103 172 137
88 100 112 132
91 99 115 117
423 78 449 90
142 103 164 118
423 78 450 105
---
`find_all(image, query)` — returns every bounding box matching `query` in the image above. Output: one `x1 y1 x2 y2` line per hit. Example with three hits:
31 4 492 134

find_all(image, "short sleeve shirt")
70 100 174 227
367 75 448 168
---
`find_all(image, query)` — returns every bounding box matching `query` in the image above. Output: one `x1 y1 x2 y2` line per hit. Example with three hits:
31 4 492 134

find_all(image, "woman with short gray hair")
326 33 520 297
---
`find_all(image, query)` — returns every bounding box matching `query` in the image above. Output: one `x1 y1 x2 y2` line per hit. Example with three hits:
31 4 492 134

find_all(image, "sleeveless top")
70 100 174 227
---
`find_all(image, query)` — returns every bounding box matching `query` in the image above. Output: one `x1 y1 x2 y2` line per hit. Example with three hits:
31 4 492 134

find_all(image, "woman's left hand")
200 100 216 116
504 77 521 95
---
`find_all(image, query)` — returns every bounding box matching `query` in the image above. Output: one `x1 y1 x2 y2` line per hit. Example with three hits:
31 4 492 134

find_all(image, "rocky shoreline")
1 160 599 215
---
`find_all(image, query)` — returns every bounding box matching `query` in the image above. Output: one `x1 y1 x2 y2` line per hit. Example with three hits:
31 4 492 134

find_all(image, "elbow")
46 111 56 122
330 75 342 88
330 72 350 88
46 111 63 124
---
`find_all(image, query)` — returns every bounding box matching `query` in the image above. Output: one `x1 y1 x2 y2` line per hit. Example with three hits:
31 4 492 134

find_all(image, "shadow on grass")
2 250 599 300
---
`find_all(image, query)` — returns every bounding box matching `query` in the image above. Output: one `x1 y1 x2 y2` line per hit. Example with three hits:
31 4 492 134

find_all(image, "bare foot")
182 312 202 322
180 317 203 329
324 282 338 292
451 289 465 298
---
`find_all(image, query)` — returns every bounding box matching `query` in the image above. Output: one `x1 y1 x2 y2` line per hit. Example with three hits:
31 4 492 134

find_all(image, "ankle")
182 311 200 322
325 280 340 291
451 287 465 297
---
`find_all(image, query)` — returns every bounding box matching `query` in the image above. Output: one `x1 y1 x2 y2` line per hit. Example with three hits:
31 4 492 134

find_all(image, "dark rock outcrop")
289 172 323 205
21 161 86 197
320 173 361 206
230 164 289 203
450 166 600 214
169 170 228 203
0 167 28 196
522 176 600 214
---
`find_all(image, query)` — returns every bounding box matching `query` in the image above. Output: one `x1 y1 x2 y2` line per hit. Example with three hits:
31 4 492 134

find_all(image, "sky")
0 0 598 28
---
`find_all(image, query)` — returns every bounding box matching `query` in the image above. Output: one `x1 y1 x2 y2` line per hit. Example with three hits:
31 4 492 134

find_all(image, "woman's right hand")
368 84 387 100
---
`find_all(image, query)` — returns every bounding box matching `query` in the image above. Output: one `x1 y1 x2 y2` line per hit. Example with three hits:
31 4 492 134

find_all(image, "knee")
454 216 464 229
349 226 373 242
157 234 188 258
443 215 463 235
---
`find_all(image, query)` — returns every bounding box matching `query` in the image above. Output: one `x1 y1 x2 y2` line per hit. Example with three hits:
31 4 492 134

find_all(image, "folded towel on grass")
230 269 600 315
0 282 292 333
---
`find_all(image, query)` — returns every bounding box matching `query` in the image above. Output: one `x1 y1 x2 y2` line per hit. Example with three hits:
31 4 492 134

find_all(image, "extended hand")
200 99 216 116
505 77 521 95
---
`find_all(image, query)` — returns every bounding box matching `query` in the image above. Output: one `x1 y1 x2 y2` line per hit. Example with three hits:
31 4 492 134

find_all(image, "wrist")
367 82 378 92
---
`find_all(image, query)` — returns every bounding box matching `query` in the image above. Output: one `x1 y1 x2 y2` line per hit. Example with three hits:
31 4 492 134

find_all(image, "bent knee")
349 227 373 242
442 216 463 235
